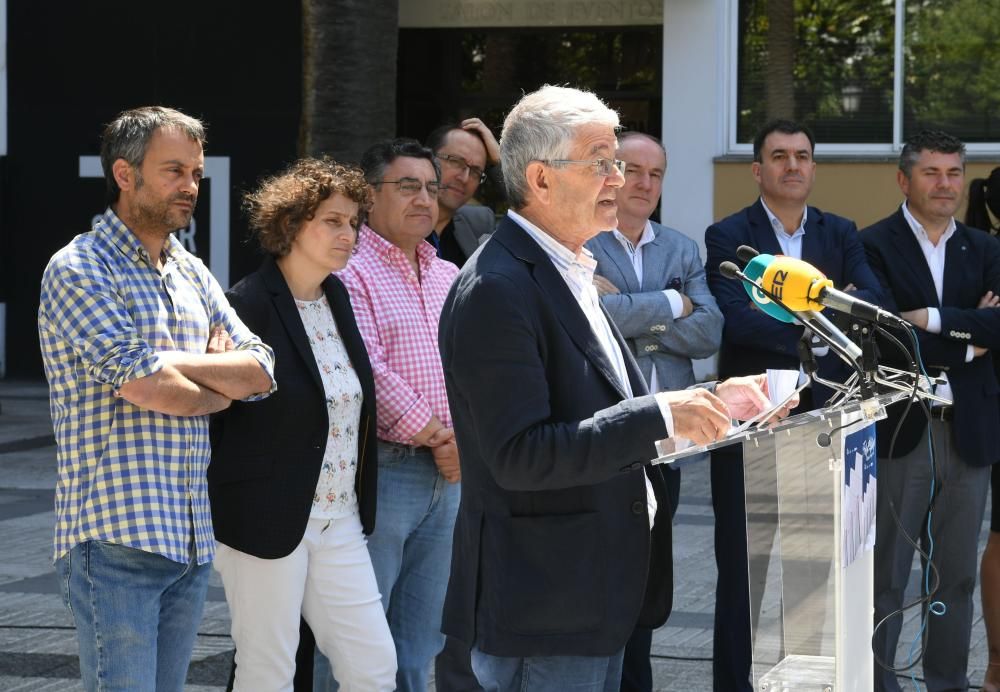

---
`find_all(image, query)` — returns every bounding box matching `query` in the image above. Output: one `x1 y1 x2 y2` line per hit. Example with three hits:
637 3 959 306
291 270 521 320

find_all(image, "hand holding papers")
654 374 796 462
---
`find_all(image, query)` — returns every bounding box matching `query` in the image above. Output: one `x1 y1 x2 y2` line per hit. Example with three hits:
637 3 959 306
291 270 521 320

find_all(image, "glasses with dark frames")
376 178 441 197
436 153 487 184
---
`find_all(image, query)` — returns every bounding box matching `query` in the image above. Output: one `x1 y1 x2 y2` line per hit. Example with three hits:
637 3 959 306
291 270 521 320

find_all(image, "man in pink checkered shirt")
335 138 460 692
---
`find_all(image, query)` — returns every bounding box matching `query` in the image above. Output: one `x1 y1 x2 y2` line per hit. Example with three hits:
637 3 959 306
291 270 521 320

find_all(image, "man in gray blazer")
426 119 499 267
586 130 723 692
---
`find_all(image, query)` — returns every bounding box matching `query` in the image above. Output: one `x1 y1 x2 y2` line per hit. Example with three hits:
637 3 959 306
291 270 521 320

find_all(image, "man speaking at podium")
861 130 1000 692
438 85 778 691
704 119 884 691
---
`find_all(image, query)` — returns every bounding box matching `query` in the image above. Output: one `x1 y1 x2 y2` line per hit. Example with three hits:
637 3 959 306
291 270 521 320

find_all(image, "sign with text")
399 0 663 28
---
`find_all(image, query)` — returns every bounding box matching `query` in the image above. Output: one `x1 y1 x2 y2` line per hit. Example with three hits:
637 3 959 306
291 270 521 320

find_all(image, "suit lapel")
889 209 941 307
801 208 824 267
260 258 325 392
451 213 480 261
942 224 971 307
495 219 631 400
641 226 668 292
595 231 640 292
748 200 783 256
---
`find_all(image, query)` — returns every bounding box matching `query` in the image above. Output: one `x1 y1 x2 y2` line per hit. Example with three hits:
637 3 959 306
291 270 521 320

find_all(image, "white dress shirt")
761 197 807 259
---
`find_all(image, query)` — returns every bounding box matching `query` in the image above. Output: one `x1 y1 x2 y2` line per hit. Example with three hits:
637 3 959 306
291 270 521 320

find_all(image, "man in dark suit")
860 130 1000 691
426 119 499 267
439 84 779 691
586 131 723 692
704 119 884 691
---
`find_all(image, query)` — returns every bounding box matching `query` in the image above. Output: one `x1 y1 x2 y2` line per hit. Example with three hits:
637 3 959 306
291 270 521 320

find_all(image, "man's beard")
133 174 197 235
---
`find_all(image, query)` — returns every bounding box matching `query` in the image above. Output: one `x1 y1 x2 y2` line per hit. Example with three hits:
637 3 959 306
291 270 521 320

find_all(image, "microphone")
759 256 904 328
719 260 863 364
736 245 759 263
740 253 796 323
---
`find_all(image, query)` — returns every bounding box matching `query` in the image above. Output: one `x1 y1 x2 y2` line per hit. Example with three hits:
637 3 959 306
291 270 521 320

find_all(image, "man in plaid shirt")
38 106 275 691
334 138 460 692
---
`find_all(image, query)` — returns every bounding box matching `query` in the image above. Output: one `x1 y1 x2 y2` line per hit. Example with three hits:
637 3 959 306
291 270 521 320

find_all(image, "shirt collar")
506 209 598 277
360 223 439 271
98 206 181 267
612 220 655 253
760 197 807 240
901 201 956 246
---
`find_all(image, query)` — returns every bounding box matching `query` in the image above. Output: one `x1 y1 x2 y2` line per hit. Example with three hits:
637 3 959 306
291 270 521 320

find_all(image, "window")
733 0 1000 151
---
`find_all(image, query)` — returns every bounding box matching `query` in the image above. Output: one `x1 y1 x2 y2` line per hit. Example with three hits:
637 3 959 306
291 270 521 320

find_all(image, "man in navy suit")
861 130 1000 691
704 119 884 691
439 85 780 691
587 131 723 692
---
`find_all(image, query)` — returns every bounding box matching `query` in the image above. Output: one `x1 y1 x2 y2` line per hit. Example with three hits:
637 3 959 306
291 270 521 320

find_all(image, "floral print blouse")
296 295 363 519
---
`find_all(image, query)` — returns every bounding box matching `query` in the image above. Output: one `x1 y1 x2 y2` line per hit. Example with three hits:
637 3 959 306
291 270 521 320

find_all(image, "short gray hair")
500 85 620 208
100 106 207 204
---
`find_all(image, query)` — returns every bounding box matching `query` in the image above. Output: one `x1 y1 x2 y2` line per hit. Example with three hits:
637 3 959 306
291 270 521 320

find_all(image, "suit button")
631 500 645 515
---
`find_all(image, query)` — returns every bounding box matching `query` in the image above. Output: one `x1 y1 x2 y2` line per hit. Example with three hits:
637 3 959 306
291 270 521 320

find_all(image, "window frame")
725 0 1000 156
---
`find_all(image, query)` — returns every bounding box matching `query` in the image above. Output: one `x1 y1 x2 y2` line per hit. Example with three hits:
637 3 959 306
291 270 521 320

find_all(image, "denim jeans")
368 441 460 691
56 539 210 692
471 646 625 692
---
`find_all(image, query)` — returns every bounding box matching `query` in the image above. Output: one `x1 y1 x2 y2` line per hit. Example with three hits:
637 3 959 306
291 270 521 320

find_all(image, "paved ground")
0 378 992 690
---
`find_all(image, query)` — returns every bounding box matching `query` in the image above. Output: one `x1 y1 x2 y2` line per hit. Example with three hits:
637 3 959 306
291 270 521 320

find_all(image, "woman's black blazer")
208 256 378 559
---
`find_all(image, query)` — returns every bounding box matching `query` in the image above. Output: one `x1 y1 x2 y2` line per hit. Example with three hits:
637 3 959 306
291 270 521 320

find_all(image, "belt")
930 406 953 422
378 440 431 456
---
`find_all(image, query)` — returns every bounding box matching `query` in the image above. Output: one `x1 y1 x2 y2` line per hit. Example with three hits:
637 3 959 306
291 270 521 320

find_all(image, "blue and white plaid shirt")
38 208 275 565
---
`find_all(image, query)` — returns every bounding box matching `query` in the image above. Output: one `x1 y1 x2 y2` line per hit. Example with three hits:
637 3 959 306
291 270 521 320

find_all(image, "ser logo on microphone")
771 269 789 300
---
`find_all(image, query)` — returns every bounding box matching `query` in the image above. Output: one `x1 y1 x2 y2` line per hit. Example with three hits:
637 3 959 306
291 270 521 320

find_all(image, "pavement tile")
0 380 992 690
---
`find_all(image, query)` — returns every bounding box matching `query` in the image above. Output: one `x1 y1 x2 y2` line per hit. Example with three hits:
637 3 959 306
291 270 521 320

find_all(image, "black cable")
870 324 944 675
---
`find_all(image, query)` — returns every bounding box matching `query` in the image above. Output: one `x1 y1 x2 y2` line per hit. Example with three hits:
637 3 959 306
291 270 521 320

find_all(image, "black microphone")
719 261 741 280
812 285 907 328
736 245 759 263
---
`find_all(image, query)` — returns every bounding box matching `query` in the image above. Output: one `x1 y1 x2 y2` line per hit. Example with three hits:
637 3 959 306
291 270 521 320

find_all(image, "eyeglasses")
539 158 626 177
376 178 441 197
436 153 487 184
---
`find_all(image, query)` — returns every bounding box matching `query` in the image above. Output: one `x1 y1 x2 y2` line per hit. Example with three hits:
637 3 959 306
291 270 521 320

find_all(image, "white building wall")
661 0 728 378
660 0 728 256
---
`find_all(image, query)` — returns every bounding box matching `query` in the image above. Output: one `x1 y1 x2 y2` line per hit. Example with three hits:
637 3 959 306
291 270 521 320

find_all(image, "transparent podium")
655 391 908 692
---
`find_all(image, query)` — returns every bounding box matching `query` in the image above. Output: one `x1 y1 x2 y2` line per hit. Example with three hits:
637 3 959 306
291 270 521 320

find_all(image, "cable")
870 324 946 686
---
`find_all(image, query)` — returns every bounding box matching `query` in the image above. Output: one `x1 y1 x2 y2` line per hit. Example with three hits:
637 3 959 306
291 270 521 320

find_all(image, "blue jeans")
369 441 461 692
56 539 210 692
472 647 625 692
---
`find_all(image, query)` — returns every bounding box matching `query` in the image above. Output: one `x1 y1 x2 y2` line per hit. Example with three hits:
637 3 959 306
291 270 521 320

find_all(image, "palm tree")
300 1 400 163
765 0 796 120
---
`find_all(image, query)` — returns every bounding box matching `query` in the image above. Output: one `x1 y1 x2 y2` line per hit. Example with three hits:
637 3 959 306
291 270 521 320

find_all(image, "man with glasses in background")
336 138 461 692
425 118 501 268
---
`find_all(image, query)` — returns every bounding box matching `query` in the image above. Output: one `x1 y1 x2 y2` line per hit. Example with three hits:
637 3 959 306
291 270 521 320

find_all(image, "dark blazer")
208 257 378 559
439 216 674 658
705 199 884 400
861 208 1000 465
452 204 495 262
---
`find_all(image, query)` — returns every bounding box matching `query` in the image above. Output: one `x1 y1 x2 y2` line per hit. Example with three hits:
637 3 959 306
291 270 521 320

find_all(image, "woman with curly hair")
208 158 396 691
966 167 1000 692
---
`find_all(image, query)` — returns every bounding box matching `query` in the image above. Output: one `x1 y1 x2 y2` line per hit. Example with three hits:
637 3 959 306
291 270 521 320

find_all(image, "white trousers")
214 514 397 692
